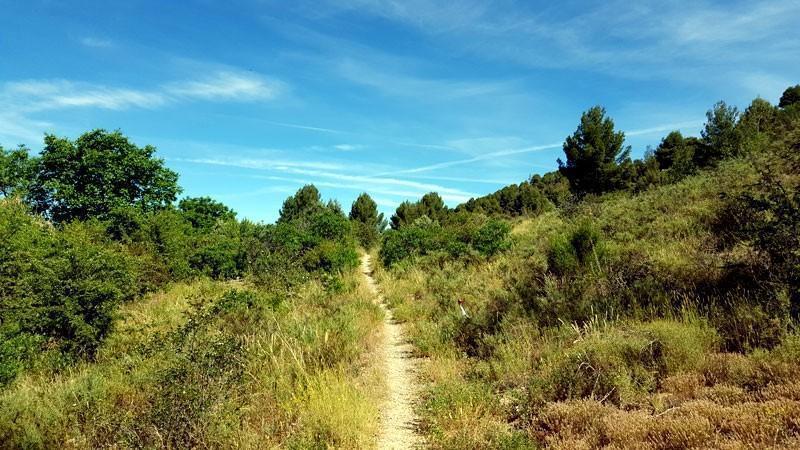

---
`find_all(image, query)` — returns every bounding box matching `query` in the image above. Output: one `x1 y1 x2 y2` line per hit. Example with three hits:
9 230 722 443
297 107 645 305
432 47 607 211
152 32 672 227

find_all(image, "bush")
0 201 138 384
380 216 512 267
547 221 604 276
473 219 511 256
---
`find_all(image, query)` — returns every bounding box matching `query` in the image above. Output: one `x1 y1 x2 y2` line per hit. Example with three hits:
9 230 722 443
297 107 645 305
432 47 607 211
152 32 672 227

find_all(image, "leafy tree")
619 150 663 192
390 192 448 229
654 131 697 180
178 196 236 230
190 219 244 279
1 201 137 376
349 193 387 248
779 85 800 109
419 192 447 222
517 182 550 215
278 184 325 224
28 130 180 223
698 101 740 165
558 106 630 195
390 201 415 229
739 98 777 135
738 98 778 153
459 182 550 217
0 145 35 197
530 171 571 207
326 199 345 216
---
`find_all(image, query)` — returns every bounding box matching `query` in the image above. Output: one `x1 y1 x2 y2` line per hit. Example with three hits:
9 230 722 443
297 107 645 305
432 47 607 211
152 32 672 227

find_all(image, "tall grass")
0 272 384 449
376 157 800 449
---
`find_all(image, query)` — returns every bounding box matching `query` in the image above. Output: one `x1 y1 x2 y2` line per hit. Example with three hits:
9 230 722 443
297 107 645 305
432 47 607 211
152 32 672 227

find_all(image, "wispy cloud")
1 69 285 116
180 156 477 203
625 120 704 137
392 119 705 176
333 144 364 151
80 37 114 48
173 157 346 172
3 80 167 112
321 0 800 88
0 112 54 145
260 120 345 134
337 59 513 100
391 142 561 175
166 71 283 101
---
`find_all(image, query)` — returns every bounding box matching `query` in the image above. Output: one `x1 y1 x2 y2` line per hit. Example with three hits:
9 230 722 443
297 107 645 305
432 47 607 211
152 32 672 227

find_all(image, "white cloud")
322 0 800 87
625 120 704 137
180 156 478 204
0 112 53 146
261 120 344 134
333 144 364 151
166 71 283 101
3 80 167 112
337 59 512 100
174 157 346 172
738 73 795 101
80 37 114 48
1 70 285 116
392 142 562 175
393 118 705 175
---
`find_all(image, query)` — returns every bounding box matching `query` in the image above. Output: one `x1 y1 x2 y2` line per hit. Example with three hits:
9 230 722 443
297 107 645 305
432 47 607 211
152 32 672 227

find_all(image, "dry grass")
0 272 385 449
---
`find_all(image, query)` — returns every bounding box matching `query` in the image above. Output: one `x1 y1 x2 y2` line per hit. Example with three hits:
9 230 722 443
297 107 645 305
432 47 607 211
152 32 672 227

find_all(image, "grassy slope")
376 158 800 449
0 273 384 449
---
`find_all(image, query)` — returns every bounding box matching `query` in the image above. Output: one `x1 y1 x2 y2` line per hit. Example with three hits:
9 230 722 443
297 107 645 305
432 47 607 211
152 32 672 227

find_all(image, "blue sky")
1 0 798 222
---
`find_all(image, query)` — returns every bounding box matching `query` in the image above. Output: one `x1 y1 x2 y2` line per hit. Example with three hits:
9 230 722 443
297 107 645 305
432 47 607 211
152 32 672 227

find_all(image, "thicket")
380 211 511 267
0 131 369 388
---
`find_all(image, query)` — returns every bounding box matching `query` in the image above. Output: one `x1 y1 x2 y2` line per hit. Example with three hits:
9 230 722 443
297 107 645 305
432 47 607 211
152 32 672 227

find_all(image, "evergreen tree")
349 193 387 248
558 106 630 195
278 184 324 224
699 101 741 165
779 85 800 108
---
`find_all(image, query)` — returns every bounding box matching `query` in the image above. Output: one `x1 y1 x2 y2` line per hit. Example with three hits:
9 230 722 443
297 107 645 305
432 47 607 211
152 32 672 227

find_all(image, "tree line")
0 132 386 385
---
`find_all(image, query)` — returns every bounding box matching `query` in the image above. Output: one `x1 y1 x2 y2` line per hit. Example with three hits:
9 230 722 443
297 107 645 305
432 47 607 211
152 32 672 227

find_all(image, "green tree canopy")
0 145 35 198
653 131 703 181
28 130 180 223
178 196 236 230
278 184 325 224
390 192 449 229
698 101 741 165
349 192 387 248
779 85 800 108
558 106 630 195
418 192 447 222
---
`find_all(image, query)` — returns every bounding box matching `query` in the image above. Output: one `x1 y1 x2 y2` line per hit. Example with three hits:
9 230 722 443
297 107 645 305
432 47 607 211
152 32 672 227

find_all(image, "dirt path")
360 254 424 450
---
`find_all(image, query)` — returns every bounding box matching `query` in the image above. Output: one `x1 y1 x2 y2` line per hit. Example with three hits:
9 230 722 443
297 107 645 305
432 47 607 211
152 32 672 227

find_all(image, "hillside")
372 98 800 448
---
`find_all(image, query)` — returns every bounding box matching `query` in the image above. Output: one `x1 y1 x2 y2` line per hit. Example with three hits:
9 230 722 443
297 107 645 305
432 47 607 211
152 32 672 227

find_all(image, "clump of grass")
527 319 718 408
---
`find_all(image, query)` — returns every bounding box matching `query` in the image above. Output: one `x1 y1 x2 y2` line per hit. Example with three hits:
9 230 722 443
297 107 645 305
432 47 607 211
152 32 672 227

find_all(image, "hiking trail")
360 254 424 450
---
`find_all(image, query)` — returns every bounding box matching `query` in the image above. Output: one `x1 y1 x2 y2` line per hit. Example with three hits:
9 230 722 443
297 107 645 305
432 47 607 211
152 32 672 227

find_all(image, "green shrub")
380 216 512 267
546 221 604 276
0 201 138 384
473 219 511 256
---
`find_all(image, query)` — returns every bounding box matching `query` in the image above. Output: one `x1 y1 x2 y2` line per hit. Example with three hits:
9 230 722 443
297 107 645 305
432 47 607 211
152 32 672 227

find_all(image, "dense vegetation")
375 85 800 448
1 83 798 448
0 130 388 447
